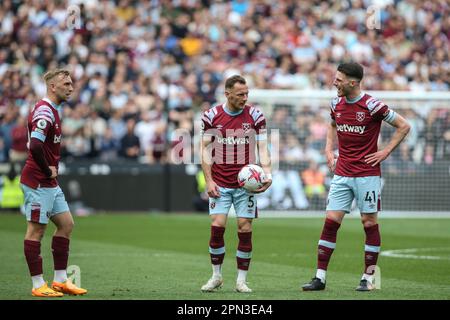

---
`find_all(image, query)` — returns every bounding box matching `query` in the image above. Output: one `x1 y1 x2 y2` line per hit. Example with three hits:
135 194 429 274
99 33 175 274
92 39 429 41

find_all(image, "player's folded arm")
29 138 52 177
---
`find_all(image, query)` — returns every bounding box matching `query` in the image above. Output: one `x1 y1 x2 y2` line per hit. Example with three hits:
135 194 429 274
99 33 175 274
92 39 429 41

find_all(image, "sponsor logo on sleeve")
54 134 62 143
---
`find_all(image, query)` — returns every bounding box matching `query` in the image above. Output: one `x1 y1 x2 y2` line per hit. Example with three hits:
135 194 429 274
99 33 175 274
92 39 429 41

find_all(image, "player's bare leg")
25 222 63 297
302 211 344 291
356 213 380 291
201 214 227 292
235 218 253 293
50 212 87 295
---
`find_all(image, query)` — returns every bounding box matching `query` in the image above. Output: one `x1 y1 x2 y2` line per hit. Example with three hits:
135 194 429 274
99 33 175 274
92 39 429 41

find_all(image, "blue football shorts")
326 175 381 214
209 186 257 219
21 184 70 224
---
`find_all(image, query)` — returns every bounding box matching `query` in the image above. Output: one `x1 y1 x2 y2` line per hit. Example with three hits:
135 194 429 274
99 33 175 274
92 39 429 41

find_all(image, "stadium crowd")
0 0 449 169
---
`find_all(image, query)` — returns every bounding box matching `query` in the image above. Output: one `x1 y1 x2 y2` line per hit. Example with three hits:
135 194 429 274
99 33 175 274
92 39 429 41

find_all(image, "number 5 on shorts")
248 195 254 208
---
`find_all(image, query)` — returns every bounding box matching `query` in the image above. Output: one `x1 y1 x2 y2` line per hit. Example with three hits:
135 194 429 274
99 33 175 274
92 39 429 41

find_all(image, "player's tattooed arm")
201 136 220 198
365 113 411 167
253 139 272 194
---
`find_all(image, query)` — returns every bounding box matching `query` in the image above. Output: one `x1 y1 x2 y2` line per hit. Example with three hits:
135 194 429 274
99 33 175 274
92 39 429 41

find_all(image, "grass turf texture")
0 213 449 300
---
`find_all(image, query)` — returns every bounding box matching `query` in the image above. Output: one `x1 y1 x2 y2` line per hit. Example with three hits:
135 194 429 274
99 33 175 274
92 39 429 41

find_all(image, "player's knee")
211 221 226 228
361 219 377 228
66 220 75 233
58 220 74 236
26 226 46 241
326 211 344 224
237 224 252 233
33 230 45 241
211 215 227 228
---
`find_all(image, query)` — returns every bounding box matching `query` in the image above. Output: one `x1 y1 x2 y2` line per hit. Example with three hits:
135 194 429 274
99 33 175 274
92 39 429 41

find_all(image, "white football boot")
201 276 223 292
235 281 252 293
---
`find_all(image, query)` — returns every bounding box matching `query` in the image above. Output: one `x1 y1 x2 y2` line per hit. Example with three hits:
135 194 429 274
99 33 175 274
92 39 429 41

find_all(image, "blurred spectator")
135 110 159 161
119 118 140 160
268 105 292 137
0 108 18 161
0 0 448 168
301 160 327 208
0 136 6 163
99 127 119 162
9 116 28 163
308 114 328 151
148 121 167 164
282 133 307 163
108 109 127 143
193 169 209 212
65 127 92 159
0 164 24 212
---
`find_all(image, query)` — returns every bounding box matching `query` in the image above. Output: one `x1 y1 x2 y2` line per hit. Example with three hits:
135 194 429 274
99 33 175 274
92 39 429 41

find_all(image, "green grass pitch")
0 213 449 300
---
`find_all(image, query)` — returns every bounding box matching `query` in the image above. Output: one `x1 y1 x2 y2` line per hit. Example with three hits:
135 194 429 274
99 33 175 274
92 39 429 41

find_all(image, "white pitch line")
381 248 450 260
247 210 450 219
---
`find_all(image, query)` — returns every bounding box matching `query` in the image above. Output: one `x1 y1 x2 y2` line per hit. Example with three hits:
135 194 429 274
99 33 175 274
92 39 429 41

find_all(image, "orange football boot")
52 279 87 295
32 283 64 297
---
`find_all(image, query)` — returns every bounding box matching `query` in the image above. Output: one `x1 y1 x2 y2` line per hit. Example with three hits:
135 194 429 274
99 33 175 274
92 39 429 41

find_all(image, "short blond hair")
43 69 70 84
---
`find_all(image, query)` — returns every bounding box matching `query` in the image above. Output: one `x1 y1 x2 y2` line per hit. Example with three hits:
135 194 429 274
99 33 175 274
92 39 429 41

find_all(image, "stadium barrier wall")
0 162 198 212
1 161 449 212
56 162 197 212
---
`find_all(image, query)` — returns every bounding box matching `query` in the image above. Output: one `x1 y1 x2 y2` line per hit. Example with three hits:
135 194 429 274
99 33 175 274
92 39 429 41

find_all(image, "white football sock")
32 274 45 289
362 273 373 283
237 269 247 283
54 270 68 283
316 269 327 283
212 264 222 278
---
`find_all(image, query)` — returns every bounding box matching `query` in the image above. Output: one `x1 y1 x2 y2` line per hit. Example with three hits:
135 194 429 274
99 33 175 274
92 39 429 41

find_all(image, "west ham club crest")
242 123 251 132
356 112 365 122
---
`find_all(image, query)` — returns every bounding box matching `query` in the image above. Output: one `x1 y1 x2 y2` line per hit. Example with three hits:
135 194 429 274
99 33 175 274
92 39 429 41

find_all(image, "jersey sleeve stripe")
251 110 263 122
201 115 212 126
370 103 385 116
383 110 396 124
366 97 384 113
33 111 54 120
36 105 53 112
30 131 46 142
256 133 267 141
204 107 218 123
33 111 55 123
33 109 54 117
32 115 54 124
34 106 54 116
330 97 340 111
254 116 265 126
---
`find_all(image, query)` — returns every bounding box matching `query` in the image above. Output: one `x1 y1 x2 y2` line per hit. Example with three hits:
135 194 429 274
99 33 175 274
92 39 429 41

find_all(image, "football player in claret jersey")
20 69 87 297
200 75 272 293
302 62 411 292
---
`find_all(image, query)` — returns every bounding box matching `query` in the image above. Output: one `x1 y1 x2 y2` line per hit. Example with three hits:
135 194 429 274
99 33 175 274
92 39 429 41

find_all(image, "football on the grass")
238 164 266 192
